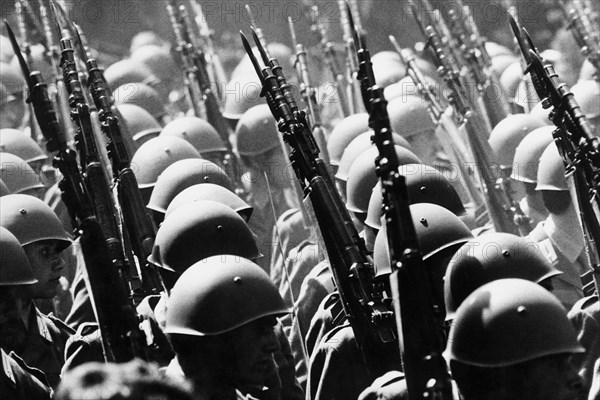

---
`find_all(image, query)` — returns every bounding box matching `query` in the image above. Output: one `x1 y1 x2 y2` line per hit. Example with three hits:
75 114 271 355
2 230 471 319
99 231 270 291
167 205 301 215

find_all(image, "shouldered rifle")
510 15 600 295
337 0 365 114
352 21 454 400
309 5 351 118
559 0 600 79
423 20 525 235
6 21 148 363
241 29 399 378
72 28 164 297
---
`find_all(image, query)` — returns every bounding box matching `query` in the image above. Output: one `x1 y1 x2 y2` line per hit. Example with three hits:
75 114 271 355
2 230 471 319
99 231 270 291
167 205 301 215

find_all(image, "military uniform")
1 349 52 400
568 295 600 396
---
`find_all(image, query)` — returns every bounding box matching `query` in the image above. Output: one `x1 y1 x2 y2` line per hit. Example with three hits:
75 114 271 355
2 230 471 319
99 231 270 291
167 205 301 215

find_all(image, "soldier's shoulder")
2 350 53 400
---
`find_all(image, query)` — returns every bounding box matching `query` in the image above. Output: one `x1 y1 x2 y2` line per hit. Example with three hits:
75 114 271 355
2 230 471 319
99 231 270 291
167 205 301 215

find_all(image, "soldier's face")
231 317 279 393
23 240 65 299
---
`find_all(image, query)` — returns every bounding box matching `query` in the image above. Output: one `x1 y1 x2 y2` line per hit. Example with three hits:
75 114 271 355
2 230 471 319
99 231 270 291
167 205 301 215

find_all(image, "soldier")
164 255 300 400
103 59 158 95
0 194 74 388
222 73 264 132
527 142 588 309
235 104 296 273
0 128 48 173
446 279 585 400
510 126 554 226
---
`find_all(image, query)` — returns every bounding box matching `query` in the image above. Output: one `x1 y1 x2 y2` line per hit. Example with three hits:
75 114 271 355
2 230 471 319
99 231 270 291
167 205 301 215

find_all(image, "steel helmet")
0 62 25 96
0 194 71 250
510 126 555 184
116 103 163 147
166 183 253 221
160 117 226 154
373 203 473 277
387 95 437 140
345 146 421 214
444 232 562 320
131 45 180 85
499 61 523 98
536 142 568 191
384 75 440 102
326 113 370 167
103 59 158 90
571 80 600 119
235 104 281 156
0 178 9 196
371 51 406 88
130 31 166 54
0 153 44 194
147 159 234 213
131 136 201 189
529 101 553 126
488 114 546 168
335 131 411 182
0 226 37 285
113 83 167 120
165 255 289 336
365 164 466 230
446 278 584 367
149 201 261 273
222 73 264 121
490 54 519 78
0 128 47 163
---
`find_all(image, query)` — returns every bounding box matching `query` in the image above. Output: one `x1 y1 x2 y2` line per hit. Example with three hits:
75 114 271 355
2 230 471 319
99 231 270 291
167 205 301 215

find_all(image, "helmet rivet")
19 208 27 215
502 250 510 257
517 305 527 314
420 186 427 193
216 225 224 231
420 217 428 227
233 276 242 284
203 176 209 182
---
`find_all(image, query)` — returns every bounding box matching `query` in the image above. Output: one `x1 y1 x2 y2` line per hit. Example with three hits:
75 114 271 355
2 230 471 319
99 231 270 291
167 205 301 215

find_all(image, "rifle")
510 14 600 296
308 5 351 118
351 16 454 400
337 0 365 114
417 10 526 235
558 0 600 78
240 29 399 378
6 21 148 363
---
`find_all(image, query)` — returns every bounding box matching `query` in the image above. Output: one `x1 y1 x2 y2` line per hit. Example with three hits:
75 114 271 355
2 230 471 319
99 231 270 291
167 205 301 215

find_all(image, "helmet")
536 142 567 191
130 31 166 54
113 83 167 120
510 126 555 184
166 183 253 221
387 95 437 140
103 59 158 90
0 194 71 250
499 61 523 98
529 101 553 126
0 226 37 285
444 232 562 320
371 51 405 88
0 153 44 194
485 42 514 58
131 136 201 189
160 117 226 154
365 164 466 230
384 75 441 102
571 80 600 119
149 201 261 273
235 104 280 156
488 114 546 168
490 54 519 78
165 255 289 336
131 45 180 85
222 73 264 121
0 62 25 96
446 278 584 367
335 131 411 182
147 159 234 213
373 203 473 277
0 128 47 163
116 103 163 147
346 146 421 214
326 113 370 167
0 178 9 196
